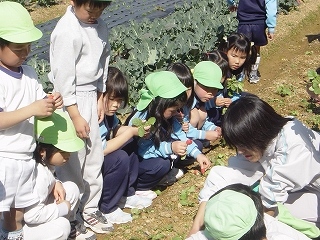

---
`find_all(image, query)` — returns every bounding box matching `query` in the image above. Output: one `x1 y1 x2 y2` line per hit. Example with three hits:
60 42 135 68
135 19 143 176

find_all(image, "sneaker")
249 74 260 84
83 210 114 234
157 167 184 187
68 220 97 240
104 207 132 224
135 190 157 200
119 195 152 209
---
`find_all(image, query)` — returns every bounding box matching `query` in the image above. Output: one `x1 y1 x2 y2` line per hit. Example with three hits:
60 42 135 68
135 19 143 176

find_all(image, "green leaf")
146 117 156 125
138 127 145 137
132 118 143 127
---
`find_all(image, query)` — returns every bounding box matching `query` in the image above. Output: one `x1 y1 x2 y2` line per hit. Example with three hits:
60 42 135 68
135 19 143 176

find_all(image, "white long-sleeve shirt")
24 163 68 224
49 5 110 106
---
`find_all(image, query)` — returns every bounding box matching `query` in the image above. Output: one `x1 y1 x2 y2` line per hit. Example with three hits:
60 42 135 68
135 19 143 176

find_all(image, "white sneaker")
104 208 132 224
68 220 97 240
119 195 152 209
249 74 260 84
135 190 158 200
82 210 114 234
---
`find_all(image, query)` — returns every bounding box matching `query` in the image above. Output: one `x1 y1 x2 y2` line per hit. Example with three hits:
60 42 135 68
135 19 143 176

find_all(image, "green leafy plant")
307 69 320 95
226 75 244 97
132 117 156 137
276 84 294 97
27 57 53 93
179 186 196 207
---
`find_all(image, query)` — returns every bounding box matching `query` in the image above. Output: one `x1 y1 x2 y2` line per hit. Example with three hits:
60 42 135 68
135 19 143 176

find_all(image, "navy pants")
99 150 139 214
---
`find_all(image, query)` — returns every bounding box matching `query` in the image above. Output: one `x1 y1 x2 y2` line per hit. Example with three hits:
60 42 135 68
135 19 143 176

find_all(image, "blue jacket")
227 0 277 33
128 111 202 160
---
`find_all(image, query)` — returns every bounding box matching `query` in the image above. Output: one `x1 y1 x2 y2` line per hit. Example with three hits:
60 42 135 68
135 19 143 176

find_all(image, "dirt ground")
29 1 320 239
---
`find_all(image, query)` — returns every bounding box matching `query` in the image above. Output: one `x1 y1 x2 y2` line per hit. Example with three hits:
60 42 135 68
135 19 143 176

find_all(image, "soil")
29 1 320 239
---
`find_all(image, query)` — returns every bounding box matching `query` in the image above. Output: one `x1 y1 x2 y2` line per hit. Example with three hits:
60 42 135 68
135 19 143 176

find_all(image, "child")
218 32 257 83
48 0 113 234
187 184 311 240
126 71 211 188
23 111 85 240
226 0 277 83
99 67 153 224
202 50 232 126
194 93 320 238
189 61 223 144
0 2 62 239
167 62 220 145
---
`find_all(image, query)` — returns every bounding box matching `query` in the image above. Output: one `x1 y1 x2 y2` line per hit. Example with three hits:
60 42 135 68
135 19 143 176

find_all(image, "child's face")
0 42 31 72
163 105 181 120
236 147 262 163
48 150 71 166
71 1 106 24
104 93 123 116
194 81 217 102
226 48 247 71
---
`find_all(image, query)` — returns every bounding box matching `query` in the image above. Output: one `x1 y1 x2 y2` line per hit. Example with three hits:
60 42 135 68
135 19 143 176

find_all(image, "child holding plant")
188 61 223 144
126 71 211 188
167 62 220 146
24 111 85 240
98 67 153 225
218 32 257 83
0 2 62 239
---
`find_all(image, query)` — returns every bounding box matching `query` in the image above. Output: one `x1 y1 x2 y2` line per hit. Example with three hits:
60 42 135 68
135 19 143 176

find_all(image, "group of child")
2 0 320 240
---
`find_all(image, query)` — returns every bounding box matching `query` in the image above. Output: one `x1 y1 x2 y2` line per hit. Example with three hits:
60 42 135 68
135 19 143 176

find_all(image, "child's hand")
171 141 187 156
229 5 237 12
268 32 275 41
205 129 221 142
215 97 225 107
214 126 222 135
49 92 63 109
196 154 211 174
182 122 189 132
224 98 232 107
53 181 66 204
72 115 90 139
30 98 55 117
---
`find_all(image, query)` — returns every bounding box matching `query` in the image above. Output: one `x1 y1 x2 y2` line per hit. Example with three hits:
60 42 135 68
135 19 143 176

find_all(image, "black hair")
104 66 129 107
125 92 187 148
218 32 257 77
167 62 194 109
201 50 230 81
0 38 10 48
34 142 60 166
72 0 111 8
211 184 266 240
222 93 290 153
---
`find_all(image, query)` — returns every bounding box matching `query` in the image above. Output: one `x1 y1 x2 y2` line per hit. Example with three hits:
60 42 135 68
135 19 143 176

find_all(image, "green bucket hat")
0 1 42 43
193 61 223 89
204 190 258 240
35 111 84 152
136 71 187 111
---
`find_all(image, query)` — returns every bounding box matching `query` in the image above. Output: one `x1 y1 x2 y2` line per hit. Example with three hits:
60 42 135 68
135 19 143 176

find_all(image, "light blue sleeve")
265 0 277 33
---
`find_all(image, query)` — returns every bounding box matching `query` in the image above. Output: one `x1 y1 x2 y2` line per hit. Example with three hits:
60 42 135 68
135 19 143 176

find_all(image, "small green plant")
179 186 196 207
226 75 244 97
307 69 320 95
276 84 294 97
132 117 156 137
27 57 53 93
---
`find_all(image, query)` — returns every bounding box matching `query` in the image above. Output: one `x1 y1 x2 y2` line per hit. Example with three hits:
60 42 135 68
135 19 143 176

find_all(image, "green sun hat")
204 190 258 240
193 61 223 89
136 71 187 111
0 1 42 43
35 111 84 153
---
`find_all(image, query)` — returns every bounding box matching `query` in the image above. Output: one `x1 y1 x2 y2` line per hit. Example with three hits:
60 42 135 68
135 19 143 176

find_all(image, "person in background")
99 67 154 225
23 111 84 240
226 0 277 83
0 2 62 239
48 0 114 235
